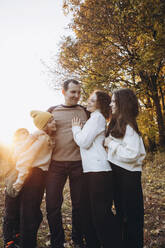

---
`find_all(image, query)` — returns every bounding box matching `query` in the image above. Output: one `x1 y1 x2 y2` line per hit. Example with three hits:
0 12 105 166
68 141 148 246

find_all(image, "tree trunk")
139 72 165 147
159 86 165 114
151 76 165 147
147 137 157 152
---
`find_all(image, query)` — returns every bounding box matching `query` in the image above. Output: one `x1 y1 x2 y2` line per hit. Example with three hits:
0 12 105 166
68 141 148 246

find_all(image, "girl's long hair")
94 91 111 119
107 88 140 138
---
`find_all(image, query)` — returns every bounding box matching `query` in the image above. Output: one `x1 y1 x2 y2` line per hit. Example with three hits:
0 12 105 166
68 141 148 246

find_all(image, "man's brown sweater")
48 104 88 161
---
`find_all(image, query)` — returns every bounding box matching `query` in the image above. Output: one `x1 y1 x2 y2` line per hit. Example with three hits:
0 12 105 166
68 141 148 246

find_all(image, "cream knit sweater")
13 130 53 192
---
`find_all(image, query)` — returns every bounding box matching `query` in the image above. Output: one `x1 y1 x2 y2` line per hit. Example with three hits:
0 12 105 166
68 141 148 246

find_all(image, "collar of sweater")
61 104 79 108
91 109 101 116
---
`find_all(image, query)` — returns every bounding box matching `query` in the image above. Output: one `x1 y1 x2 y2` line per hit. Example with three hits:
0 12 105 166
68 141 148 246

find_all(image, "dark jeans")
46 160 83 248
3 192 20 245
80 171 121 248
110 163 144 248
19 167 46 248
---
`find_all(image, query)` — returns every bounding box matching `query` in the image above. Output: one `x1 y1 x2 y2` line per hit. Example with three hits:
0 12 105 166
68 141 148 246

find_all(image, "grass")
0 151 165 247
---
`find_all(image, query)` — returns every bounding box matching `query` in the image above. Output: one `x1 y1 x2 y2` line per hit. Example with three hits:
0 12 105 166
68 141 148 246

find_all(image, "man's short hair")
63 79 80 91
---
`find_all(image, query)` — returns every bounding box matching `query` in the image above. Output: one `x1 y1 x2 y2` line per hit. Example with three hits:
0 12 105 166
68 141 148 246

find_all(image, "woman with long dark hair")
105 88 146 248
72 90 121 248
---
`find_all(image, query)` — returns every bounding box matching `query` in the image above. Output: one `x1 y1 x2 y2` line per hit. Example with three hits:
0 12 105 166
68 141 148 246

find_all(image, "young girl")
104 88 146 248
72 90 121 248
16 110 56 248
4 110 56 248
12 111 56 196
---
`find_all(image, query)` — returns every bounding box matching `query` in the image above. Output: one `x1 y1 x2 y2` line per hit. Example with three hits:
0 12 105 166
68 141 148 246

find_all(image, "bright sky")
0 0 70 145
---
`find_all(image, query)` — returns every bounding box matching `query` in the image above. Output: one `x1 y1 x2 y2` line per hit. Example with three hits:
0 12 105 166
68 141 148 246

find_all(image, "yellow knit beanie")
30 110 53 130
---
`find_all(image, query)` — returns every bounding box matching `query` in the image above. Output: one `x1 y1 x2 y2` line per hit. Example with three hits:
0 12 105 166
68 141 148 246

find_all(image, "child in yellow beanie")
4 110 56 248
11 110 56 195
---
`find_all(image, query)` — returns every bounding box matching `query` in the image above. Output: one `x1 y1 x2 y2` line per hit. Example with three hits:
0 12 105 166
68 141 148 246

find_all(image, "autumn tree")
59 0 165 147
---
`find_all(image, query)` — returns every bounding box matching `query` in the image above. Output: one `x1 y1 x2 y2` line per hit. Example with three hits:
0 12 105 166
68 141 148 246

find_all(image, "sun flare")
0 131 13 147
0 1 67 150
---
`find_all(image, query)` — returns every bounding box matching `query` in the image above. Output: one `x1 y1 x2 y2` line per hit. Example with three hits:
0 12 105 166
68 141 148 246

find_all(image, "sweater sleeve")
108 125 144 163
72 112 105 149
13 133 48 192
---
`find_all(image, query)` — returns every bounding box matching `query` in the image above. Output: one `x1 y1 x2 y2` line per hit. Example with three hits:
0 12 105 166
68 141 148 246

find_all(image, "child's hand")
72 117 82 127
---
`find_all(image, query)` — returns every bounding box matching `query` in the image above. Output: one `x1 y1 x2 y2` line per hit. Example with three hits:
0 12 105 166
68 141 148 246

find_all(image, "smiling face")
63 82 81 106
46 117 56 132
87 92 98 113
110 94 117 115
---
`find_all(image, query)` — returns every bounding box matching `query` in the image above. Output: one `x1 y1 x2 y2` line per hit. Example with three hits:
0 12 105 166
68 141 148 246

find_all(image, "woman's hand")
72 117 82 127
104 136 112 147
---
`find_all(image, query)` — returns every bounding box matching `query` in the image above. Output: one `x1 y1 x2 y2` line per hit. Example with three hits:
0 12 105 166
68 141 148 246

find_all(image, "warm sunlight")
0 0 68 145
0 133 13 147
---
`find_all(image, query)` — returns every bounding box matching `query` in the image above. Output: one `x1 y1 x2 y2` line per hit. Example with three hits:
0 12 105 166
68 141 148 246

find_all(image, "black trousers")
3 167 46 248
46 160 84 248
19 167 46 248
110 163 144 248
80 171 121 248
3 192 20 245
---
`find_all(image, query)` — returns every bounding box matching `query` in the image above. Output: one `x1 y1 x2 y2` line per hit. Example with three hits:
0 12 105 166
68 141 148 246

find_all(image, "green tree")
59 0 165 147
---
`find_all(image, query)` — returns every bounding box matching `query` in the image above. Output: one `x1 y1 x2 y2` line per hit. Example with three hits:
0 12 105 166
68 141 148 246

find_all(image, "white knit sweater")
72 110 111 173
107 125 146 171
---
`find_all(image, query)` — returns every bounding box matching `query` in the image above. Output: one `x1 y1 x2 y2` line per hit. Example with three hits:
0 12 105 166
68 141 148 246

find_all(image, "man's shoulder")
47 105 62 113
77 104 90 119
76 104 86 110
47 104 90 118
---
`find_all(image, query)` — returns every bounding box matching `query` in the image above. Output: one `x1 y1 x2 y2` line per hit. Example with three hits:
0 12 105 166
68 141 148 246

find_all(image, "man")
46 79 88 248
